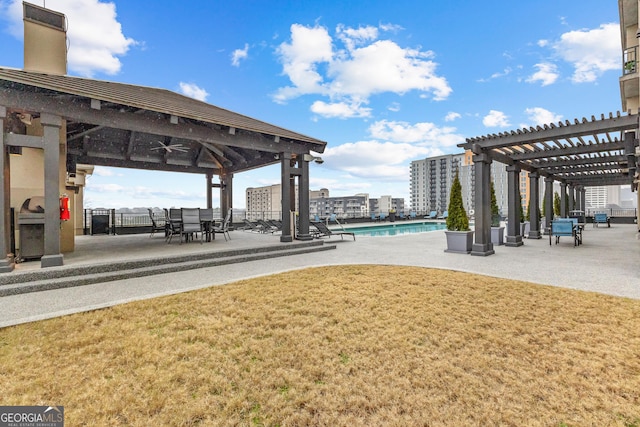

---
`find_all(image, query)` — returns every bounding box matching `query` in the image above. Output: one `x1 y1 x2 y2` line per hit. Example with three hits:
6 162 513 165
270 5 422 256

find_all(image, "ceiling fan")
150 140 189 153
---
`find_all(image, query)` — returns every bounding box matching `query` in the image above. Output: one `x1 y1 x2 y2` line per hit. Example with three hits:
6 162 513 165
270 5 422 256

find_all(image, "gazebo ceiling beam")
509 140 625 160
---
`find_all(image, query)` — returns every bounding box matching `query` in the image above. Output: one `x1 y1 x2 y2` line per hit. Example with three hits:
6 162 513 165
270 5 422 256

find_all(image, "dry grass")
1 265 640 426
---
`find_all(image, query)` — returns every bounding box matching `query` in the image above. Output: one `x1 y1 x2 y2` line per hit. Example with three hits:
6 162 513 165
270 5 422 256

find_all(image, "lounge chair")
257 219 278 233
438 210 448 219
409 211 417 220
426 211 437 219
311 221 355 241
379 213 386 221
242 219 262 232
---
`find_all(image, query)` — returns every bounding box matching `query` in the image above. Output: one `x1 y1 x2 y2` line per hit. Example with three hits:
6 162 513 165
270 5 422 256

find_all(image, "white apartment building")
411 153 518 217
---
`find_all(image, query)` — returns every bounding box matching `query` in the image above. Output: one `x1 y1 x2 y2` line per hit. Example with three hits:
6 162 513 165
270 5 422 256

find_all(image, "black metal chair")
147 208 166 238
180 208 203 244
213 209 232 241
165 208 182 243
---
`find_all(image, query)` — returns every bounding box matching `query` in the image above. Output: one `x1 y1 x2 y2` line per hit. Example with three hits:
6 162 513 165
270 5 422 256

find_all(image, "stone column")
568 185 575 213
528 171 541 239
205 172 213 209
297 156 312 241
280 152 293 242
41 113 63 268
505 164 523 247
470 151 494 256
560 182 567 218
0 106 14 272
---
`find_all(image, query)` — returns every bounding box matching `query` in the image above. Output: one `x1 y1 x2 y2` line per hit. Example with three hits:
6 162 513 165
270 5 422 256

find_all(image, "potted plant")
444 172 473 254
490 181 504 245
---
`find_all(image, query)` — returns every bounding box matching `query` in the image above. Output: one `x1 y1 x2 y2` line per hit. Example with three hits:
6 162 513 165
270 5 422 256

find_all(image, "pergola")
0 67 327 270
458 111 639 256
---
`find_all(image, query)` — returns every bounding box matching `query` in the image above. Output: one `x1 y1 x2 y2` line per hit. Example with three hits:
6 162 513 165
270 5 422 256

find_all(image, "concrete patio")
0 223 638 327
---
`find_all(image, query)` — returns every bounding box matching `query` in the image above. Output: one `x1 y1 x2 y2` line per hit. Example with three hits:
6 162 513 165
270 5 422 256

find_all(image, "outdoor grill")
17 196 45 260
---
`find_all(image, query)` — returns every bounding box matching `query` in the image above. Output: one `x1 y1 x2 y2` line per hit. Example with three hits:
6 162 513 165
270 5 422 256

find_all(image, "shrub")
446 172 469 231
490 181 500 227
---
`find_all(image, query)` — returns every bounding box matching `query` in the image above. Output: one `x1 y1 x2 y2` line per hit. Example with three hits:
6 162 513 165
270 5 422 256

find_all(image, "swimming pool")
342 221 448 237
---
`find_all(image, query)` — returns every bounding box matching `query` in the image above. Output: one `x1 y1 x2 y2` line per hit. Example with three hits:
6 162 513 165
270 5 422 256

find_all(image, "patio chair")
179 208 203 244
426 211 437 219
200 208 214 242
213 209 232 241
593 212 610 228
148 208 166 238
379 213 386 221
165 208 182 243
310 221 355 241
438 210 448 219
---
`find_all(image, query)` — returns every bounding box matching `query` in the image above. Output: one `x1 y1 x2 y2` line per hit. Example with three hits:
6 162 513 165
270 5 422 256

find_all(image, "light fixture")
303 153 324 164
636 27 640 38
18 113 32 125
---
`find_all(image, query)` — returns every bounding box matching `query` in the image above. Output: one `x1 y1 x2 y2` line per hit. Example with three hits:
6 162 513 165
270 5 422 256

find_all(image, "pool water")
342 221 448 237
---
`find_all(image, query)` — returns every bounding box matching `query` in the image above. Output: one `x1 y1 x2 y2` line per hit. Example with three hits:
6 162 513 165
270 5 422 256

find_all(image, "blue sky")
0 0 623 209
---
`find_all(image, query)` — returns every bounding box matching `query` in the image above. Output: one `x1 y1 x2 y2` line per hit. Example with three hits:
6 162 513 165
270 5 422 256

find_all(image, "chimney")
23 1 67 75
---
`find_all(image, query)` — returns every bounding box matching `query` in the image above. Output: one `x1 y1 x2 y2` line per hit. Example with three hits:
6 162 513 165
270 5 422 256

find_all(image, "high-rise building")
618 0 640 228
411 152 530 218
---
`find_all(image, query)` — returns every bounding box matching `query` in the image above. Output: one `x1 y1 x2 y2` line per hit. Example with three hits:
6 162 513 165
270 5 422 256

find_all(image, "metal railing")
624 46 637 75
585 207 637 218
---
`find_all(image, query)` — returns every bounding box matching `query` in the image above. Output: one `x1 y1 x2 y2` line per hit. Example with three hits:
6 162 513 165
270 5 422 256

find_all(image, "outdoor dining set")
149 208 231 244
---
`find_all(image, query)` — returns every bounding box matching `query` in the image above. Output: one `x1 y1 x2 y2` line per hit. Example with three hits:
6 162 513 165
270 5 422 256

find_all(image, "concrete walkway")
1 223 638 328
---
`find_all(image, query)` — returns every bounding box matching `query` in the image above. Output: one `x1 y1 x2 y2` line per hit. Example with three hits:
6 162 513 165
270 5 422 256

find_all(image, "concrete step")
0 240 335 296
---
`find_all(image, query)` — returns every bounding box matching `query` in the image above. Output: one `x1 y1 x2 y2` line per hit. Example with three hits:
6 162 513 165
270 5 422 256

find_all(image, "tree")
553 191 561 216
490 181 500 227
446 172 469 231
518 189 524 223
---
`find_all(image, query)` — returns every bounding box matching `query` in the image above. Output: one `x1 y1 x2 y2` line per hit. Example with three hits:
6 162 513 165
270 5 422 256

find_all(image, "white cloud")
523 107 563 126
273 23 451 117
310 100 371 118
483 110 510 128
368 120 464 148
231 43 249 66
322 140 432 180
178 82 209 102
1 0 136 77
92 166 118 177
444 112 461 122
552 23 620 83
526 62 559 86
387 102 401 112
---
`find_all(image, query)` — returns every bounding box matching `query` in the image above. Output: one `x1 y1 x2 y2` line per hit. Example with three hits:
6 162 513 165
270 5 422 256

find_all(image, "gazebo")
458 111 639 256
0 67 326 271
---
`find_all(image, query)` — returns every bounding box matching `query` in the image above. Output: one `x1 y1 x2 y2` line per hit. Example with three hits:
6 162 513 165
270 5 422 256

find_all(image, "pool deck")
1 222 639 327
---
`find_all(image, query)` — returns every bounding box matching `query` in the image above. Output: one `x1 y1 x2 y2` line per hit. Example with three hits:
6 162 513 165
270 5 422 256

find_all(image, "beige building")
619 0 640 229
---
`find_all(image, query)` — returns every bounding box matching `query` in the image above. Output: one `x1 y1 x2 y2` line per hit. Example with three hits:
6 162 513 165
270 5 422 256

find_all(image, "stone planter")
491 226 504 245
444 230 474 254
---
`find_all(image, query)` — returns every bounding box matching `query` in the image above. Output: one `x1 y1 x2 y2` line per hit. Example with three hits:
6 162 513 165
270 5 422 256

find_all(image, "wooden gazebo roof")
0 67 327 175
